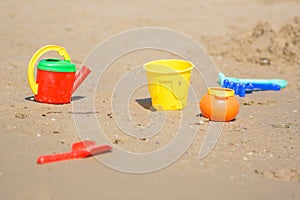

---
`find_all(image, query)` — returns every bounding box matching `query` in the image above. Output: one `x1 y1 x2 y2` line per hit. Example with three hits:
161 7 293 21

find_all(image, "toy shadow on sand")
24 95 86 103
135 98 157 111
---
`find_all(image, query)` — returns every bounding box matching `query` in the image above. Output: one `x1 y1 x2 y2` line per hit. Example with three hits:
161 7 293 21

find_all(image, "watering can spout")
72 66 91 94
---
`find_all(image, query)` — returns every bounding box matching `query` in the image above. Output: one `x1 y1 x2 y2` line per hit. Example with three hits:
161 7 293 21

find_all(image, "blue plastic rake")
219 73 287 97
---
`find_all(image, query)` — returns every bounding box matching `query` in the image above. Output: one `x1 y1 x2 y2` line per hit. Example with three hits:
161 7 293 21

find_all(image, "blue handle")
222 79 281 97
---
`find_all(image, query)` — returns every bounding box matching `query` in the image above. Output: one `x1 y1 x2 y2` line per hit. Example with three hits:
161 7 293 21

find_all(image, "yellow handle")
27 45 71 95
208 87 235 97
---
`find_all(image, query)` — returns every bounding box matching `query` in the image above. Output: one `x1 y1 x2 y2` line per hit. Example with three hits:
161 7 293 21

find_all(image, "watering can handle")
27 45 71 95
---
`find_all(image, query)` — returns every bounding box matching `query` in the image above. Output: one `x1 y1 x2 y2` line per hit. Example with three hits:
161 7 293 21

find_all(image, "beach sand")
0 0 299 199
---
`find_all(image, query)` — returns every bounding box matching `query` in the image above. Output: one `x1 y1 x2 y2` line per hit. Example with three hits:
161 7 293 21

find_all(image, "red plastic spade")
37 140 112 164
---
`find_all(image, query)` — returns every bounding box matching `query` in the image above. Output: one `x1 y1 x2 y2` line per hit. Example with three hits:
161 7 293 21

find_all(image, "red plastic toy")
37 140 112 164
28 45 91 104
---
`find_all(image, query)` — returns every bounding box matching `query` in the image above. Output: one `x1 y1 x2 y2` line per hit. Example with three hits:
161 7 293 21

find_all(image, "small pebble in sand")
107 113 113 119
57 140 65 144
113 139 123 144
194 121 204 125
249 115 253 119
259 57 271 65
139 137 149 142
15 113 27 119
51 118 56 121
243 157 249 161
203 118 209 122
36 133 41 138
292 109 297 113
269 154 273 158
52 130 60 134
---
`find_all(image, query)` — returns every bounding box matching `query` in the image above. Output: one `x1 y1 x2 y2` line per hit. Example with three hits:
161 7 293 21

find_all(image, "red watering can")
27 45 91 104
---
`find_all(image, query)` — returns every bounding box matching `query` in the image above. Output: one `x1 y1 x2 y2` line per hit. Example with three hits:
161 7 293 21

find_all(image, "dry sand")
0 0 300 199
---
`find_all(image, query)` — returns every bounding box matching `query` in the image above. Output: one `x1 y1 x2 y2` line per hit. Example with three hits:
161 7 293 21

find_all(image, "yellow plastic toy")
143 59 194 110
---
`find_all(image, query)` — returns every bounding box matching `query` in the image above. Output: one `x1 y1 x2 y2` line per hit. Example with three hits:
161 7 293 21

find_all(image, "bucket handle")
27 45 71 95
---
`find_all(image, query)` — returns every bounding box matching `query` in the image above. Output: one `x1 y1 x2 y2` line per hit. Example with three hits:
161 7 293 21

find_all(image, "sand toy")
200 87 239 121
219 72 287 97
28 45 91 104
143 59 194 110
37 140 112 164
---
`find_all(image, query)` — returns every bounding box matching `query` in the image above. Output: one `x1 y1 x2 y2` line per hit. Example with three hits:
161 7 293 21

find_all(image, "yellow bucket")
143 59 194 110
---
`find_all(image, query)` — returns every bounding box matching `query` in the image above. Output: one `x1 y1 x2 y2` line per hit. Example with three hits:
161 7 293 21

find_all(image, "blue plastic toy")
219 73 287 88
219 73 287 97
222 79 281 97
